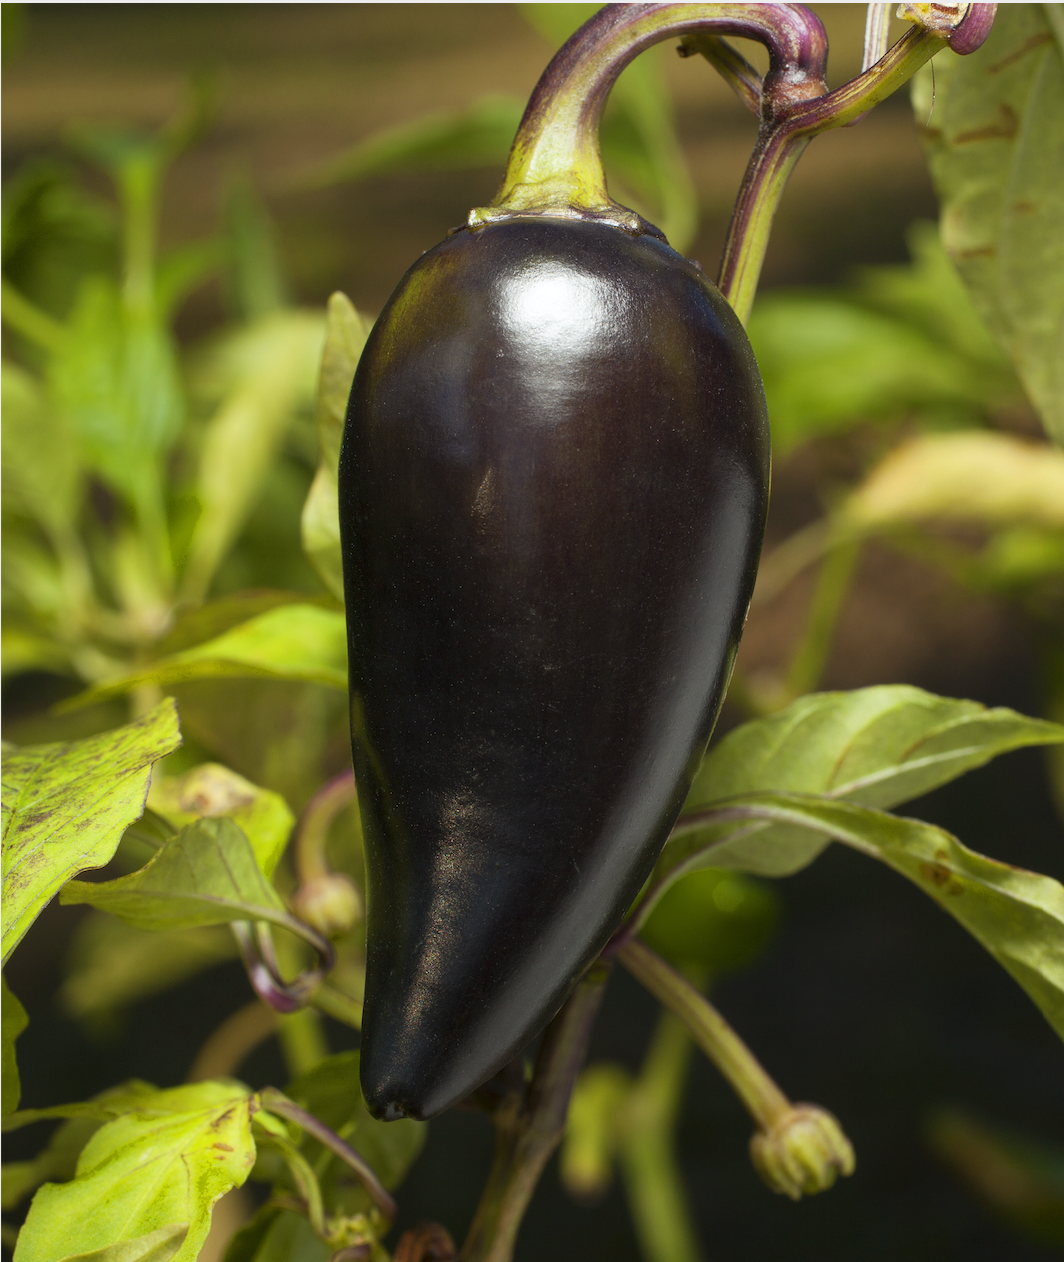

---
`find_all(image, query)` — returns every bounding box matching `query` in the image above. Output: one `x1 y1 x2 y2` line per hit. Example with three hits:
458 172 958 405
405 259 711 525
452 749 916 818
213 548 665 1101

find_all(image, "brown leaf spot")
1012 200 1037 214
920 851 964 896
955 246 996 260
955 104 1019 144
212 1142 234 1151
987 30 1053 74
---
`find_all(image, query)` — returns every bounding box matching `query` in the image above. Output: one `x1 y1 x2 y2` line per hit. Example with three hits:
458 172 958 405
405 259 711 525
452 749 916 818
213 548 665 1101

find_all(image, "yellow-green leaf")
846 432 1064 530
60 817 292 935
301 292 370 601
2 974 28 1117
1 700 181 964
913 5 1064 442
62 605 348 710
148 763 293 878
12 1081 256 1262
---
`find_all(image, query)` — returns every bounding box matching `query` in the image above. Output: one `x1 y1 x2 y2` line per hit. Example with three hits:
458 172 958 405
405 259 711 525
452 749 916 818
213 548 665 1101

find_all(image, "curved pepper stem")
471 2 828 234
471 1 997 324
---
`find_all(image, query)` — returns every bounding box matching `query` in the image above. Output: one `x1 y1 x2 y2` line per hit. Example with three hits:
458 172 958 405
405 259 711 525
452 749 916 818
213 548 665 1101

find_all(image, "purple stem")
260 1086 398 1222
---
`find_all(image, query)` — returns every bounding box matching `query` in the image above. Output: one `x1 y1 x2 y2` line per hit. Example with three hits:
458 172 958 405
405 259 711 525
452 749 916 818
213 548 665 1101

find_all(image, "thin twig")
259 1087 398 1222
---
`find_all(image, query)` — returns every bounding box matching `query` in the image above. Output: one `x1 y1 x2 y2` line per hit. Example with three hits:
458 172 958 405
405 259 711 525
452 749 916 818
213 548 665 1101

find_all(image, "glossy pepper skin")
339 216 769 1121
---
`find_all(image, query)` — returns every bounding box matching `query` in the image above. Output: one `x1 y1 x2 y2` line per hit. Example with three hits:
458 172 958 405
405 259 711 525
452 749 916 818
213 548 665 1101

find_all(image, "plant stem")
311 982 364 1030
472 3 828 231
620 1002 703 1262
260 1088 398 1222
188 999 277 1082
277 1007 330 1079
718 22 950 321
295 770 357 885
618 939 790 1131
460 964 611 1262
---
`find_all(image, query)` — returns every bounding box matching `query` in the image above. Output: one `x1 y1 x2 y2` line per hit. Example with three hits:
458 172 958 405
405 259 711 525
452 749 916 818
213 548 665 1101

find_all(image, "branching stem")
460 965 611 1262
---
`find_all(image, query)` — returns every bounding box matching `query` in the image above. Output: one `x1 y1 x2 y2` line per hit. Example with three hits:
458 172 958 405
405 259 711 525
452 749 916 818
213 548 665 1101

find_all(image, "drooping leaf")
2 974 28 1116
12 1081 256 1262
1 699 181 964
301 293 370 600
913 5 1064 442
62 605 348 710
669 687 1064 878
60 817 295 936
148 763 294 878
180 311 326 603
660 792 1064 1042
560 1064 631 1201
846 431 1064 531
60 914 237 1024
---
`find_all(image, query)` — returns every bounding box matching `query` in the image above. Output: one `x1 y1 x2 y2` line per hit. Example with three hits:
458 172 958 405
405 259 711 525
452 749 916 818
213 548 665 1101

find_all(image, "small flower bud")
749 1104 855 1200
292 873 363 937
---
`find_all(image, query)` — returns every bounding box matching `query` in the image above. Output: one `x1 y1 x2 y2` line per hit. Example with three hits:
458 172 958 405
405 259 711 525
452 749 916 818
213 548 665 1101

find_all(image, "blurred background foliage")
2 5 1063 1262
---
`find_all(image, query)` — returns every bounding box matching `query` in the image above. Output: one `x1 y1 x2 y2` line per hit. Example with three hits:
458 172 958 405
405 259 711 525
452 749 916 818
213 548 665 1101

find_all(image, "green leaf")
912 5 1064 443
4 1080 164 1131
12 1081 256 1262
1 699 181 965
747 294 1012 455
2 974 28 1117
59 1224 189 1262
155 591 330 657
147 763 294 878
63 605 348 709
60 915 236 1024
671 792 1064 1042
301 293 370 600
222 176 287 323
180 311 326 604
60 817 293 935
156 238 223 320
1 359 81 535
48 274 183 507
2 1114 104 1209
669 686 1064 878
168 677 348 815
845 431 1064 530
283 1051 425 1207
639 869 777 974
223 1204 327 1262
302 95 524 187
